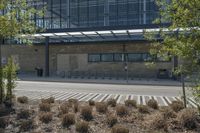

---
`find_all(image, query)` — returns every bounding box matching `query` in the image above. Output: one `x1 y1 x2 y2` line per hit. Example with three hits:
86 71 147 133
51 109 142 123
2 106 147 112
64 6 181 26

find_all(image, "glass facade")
34 0 159 29
88 53 171 62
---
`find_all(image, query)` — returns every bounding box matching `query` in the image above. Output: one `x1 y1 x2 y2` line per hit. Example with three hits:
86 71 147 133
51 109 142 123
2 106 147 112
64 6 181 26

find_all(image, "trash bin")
35 67 43 77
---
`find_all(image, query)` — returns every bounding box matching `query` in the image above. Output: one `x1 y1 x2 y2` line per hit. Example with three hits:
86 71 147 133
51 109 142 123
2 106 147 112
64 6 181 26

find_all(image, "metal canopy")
21 25 168 44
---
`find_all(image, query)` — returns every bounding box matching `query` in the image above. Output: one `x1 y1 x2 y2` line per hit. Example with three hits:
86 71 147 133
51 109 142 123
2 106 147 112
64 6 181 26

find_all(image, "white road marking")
160 96 168 106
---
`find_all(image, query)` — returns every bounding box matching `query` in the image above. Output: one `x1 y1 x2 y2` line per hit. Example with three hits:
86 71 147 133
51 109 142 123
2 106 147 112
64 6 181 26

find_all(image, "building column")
143 0 146 24
45 37 49 77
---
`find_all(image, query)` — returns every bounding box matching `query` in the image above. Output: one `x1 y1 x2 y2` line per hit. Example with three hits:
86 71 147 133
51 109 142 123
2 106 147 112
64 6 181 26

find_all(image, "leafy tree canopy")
147 0 200 75
0 0 44 39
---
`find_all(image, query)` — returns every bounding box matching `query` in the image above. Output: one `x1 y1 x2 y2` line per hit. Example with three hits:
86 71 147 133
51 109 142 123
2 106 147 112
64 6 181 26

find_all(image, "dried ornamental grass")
81 106 93 121
112 124 129 133
116 105 128 117
39 103 51 112
96 102 108 113
124 100 137 107
147 99 159 109
17 96 28 104
76 121 89 133
62 113 75 128
107 98 117 107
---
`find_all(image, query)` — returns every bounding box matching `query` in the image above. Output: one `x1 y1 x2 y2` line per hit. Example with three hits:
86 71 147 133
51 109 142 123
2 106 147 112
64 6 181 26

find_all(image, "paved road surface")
14 81 197 107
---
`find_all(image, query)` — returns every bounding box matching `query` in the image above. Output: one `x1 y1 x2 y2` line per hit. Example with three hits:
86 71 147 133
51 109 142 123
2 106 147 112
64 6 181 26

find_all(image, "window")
114 53 124 62
101 54 113 62
128 53 142 62
88 54 100 62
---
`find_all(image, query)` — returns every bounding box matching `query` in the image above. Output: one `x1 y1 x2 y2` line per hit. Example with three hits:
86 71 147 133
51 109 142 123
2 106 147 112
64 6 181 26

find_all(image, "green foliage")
4 58 17 102
146 0 200 106
0 0 44 104
0 0 44 39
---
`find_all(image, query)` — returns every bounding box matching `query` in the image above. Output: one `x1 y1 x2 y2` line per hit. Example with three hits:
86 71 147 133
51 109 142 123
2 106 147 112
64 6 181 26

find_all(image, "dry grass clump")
20 119 34 132
138 105 149 114
148 113 167 130
124 99 137 108
116 105 128 117
107 115 118 127
147 99 159 109
17 96 28 104
76 121 89 133
112 124 129 133
17 109 30 119
161 107 176 119
0 117 7 128
81 106 93 121
39 112 53 123
170 101 184 112
59 102 69 114
62 113 75 128
89 100 95 106
177 108 198 130
39 103 51 112
69 99 78 104
107 98 117 107
96 102 108 113
41 97 55 104
73 102 79 113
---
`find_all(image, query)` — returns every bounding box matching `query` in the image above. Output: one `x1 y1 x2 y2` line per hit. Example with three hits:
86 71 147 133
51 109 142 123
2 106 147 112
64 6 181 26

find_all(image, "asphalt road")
15 81 182 97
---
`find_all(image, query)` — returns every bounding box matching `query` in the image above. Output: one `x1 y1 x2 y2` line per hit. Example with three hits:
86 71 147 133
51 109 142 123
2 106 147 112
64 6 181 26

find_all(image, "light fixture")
68 32 82 35
82 31 96 35
54 33 68 36
41 33 55 36
97 31 111 34
112 30 127 34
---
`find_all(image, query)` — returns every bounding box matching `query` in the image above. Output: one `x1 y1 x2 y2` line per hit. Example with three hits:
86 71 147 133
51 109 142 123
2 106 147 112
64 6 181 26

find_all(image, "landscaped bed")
0 96 200 133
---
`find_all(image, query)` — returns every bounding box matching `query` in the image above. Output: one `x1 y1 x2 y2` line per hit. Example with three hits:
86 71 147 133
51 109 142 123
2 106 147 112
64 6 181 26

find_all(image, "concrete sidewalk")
17 73 181 86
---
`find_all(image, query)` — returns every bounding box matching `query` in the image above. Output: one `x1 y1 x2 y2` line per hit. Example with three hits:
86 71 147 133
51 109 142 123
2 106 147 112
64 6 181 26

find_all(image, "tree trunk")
0 36 4 104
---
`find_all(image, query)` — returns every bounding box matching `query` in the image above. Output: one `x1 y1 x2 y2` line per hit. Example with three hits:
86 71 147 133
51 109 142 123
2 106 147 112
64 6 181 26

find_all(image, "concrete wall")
2 42 173 78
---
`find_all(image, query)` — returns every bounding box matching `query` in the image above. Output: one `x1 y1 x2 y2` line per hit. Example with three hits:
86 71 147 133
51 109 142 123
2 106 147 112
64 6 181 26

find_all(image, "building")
3 0 174 79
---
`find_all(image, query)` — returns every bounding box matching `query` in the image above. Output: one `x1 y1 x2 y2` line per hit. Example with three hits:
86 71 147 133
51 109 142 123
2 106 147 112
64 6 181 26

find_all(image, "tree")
0 0 44 103
146 0 200 107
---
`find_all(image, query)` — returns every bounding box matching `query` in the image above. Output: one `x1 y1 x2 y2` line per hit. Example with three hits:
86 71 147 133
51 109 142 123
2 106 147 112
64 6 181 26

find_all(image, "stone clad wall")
2 42 173 78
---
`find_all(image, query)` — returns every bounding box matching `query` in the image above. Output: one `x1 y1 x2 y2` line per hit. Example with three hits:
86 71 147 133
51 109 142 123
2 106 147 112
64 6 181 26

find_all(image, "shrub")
62 113 75 128
170 101 184 112
0 117 7 128
17 109 30 119
124 100 137 107
89 100 95 106
39 103 51 112
60 103 69 114
161 107 176 119
177 108 198 130
95 102 107 113
149 113 167 129
41 97 55 104
20 119 34 132
17 96 28 104
107 98 117 107
74 103 79 113
81 106 93 121
107 115 118 127
69 99 78 104
147 99 159 109
76 121 89 133
112 125 129 133
116 105 128 117
39 112 53 123
138 105 149 114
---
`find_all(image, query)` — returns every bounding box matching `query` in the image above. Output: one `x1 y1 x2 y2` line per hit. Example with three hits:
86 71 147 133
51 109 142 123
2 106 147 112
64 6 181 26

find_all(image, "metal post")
45 37 49 77
181 74 187 108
